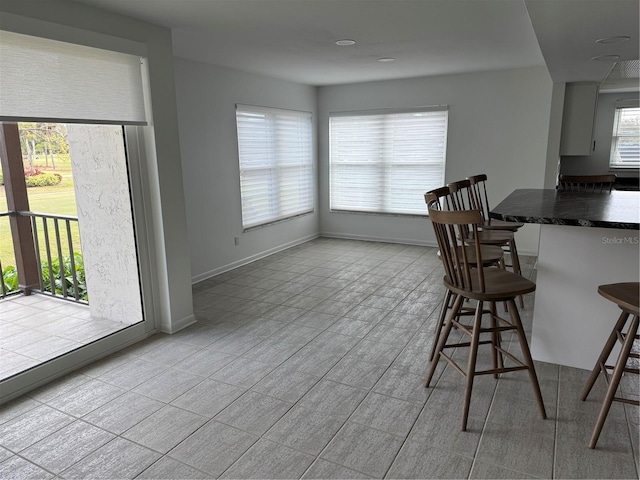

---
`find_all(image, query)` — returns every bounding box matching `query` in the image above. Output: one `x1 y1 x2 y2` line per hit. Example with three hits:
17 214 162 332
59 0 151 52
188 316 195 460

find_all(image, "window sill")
242 210 314 232
329 209 428 219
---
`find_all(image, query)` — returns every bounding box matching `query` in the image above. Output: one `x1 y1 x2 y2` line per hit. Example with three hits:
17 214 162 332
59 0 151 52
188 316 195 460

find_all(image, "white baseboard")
517 250 538 257
191 232 537 287
320 231 438 248
192 233 320 285
321 232 538 256
162 313 197 334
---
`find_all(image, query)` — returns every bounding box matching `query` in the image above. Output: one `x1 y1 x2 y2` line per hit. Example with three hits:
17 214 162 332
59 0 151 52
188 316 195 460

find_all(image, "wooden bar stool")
424 196 546 431
467 174 525 232
466 174 526 308
448 179 525 307
558 174 616 193
425 187 505 362
580 282 639 449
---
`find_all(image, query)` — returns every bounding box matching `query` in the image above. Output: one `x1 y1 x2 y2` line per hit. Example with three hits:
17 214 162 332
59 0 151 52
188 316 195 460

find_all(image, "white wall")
174 58 319 282
560 91 639 178
318 67 554 255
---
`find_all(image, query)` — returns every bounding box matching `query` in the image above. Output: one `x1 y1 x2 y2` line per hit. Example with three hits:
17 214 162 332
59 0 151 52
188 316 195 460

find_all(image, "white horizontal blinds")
610 107 640 168
330 108 447 215
0 30 146 124
236 105 313 229
330 115 384 212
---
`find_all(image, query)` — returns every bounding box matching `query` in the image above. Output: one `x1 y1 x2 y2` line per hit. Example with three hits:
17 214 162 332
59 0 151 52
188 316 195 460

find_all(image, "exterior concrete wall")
67 124 142 324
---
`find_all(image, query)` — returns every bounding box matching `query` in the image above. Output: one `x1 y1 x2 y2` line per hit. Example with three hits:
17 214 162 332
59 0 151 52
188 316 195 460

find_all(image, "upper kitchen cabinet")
560 82 599 156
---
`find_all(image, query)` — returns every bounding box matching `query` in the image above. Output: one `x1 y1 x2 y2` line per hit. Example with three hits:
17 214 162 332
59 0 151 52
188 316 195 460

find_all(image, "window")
330 107 448 215
236 105 313 229
610 106 640 169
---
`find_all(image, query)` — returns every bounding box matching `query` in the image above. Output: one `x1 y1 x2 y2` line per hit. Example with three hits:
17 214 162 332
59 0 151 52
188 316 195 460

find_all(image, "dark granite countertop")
490 189 640 230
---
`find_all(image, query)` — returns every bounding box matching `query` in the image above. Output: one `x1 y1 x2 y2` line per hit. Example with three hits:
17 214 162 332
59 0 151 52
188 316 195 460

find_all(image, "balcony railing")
0 211 12 299
1 211 87 304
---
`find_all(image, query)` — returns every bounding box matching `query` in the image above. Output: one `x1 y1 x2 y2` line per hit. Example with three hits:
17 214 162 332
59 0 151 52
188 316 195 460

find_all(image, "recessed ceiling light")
596 36 631 44
335 39 356 46
377 57 395 62
591 54 621 61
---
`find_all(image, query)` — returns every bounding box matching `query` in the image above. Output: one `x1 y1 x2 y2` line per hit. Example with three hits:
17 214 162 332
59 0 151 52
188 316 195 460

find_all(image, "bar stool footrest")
475 365 528 376
613 396 640 406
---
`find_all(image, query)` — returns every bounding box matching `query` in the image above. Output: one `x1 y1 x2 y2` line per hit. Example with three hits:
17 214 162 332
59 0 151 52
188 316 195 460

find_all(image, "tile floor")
0 295 127 380
0 237 638 479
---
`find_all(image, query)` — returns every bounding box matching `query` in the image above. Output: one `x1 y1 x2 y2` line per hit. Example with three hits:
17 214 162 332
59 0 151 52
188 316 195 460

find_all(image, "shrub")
25 172 62 187
41 253 88 301
24 167 42 177
2 253 87 301
2 265 19 293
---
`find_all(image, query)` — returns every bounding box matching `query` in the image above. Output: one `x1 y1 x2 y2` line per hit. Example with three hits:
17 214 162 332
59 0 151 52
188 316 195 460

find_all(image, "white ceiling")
73 0 638 87
525 0 639 85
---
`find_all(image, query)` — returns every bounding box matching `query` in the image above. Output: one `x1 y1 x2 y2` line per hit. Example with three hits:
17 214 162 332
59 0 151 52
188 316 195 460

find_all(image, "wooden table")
491 189 640 369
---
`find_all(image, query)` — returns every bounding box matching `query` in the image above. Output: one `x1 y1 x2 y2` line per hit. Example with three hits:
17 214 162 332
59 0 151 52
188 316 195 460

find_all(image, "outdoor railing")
24 211 87 304
0 258 5 298
0 212 10 299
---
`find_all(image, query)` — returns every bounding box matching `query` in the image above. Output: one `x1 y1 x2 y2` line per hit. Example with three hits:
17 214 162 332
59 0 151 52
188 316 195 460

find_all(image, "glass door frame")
0 125 160 403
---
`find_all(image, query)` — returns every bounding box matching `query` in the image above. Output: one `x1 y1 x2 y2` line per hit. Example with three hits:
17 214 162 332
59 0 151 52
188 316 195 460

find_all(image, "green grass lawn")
27 153 71 171
27 189 78 216
1 166 80 268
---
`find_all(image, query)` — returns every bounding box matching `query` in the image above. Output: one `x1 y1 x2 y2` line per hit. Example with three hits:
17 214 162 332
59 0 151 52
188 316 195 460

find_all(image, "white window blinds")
610 106 640 169
0 30 146 124
330 107 448 215
236 105 313 229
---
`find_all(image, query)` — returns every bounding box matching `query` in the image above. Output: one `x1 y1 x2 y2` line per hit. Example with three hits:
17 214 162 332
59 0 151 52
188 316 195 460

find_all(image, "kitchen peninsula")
491 189 640 370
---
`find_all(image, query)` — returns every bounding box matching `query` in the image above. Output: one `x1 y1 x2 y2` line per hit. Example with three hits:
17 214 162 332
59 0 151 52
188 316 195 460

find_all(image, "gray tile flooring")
0 295 126 381
0 237 638 479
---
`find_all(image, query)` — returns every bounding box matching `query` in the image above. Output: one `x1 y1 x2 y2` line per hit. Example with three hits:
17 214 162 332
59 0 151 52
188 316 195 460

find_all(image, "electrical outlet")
234 236 240 246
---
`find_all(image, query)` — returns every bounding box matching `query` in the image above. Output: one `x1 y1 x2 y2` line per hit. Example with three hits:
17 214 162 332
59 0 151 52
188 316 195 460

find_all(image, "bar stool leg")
489 301 503 378
430 290 454 361
588 314 639 449
508 239 525 308
497 258 510 313
425 294 464 388
461 300 483 431
580 310 631 401
508 299 547 419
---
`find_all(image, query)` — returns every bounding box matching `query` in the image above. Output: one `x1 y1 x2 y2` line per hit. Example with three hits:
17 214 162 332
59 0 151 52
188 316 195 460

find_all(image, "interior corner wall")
543 83 566 189
318 66 554 255
173 58 320 283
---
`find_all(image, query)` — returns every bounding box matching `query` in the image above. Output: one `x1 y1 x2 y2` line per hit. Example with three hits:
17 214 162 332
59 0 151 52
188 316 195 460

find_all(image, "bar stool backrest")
447 179 474 211
426 193 485 293
558 174 616 193
467 174 492 223
424 186 452 212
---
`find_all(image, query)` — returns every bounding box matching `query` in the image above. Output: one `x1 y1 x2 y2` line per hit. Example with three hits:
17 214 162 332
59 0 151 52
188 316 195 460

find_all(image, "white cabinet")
560 83 599 156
